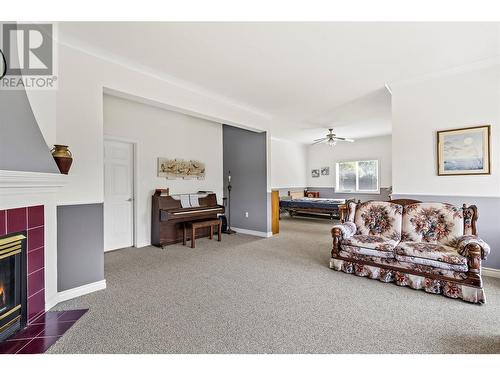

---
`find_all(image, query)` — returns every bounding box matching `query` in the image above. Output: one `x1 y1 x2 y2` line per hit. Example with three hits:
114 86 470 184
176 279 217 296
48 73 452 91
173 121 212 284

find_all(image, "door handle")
127 198 134 202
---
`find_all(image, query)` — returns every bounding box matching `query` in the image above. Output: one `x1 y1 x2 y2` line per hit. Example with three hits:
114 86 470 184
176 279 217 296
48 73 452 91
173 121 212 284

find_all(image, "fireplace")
0 233 27 341
1 169 67 345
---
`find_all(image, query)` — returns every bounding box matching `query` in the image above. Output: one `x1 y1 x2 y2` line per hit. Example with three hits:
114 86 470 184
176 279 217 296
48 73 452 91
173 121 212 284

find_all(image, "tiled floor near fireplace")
0 309 88 354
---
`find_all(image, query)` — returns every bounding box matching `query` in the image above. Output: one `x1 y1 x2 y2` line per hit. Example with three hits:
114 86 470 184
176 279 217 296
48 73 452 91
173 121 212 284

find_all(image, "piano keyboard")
172 208 222 215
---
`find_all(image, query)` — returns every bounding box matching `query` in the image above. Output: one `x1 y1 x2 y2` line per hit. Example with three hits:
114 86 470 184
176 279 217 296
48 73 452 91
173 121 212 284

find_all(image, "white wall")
270 138 307 188
27 41 270 207
103 94 223 247
307 135 392 188
392 65 499 196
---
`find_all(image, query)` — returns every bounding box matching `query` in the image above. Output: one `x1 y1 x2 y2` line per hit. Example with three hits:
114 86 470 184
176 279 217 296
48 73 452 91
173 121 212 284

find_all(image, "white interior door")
104 139 134 251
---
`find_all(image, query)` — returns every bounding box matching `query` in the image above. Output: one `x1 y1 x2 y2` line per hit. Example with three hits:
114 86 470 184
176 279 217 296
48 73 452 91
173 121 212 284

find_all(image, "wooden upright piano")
151 191 225 247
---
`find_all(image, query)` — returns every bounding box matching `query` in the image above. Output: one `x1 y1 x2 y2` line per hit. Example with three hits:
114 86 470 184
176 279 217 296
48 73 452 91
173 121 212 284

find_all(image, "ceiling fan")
312 128 354 146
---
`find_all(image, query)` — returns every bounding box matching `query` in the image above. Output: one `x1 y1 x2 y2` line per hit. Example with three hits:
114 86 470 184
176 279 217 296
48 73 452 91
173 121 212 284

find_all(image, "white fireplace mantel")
0 169 68 190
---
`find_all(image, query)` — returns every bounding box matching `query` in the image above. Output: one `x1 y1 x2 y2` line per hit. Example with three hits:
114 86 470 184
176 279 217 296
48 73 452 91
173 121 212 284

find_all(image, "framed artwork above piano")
157 157 206 179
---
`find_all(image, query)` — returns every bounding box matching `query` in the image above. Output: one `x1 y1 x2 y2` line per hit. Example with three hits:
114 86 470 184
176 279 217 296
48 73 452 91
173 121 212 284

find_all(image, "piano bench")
183 218 222 248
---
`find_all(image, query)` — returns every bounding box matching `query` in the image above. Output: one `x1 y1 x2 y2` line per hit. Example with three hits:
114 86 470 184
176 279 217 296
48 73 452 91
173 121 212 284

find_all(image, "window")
336 160 379 192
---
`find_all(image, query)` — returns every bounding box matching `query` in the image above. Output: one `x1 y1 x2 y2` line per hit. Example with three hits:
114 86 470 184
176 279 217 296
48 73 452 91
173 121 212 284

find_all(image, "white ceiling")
59 22 500 142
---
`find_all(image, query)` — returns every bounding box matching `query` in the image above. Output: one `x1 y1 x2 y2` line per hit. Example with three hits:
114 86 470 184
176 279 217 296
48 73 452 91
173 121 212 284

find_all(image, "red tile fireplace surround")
0 205 45 324
0 178 91 354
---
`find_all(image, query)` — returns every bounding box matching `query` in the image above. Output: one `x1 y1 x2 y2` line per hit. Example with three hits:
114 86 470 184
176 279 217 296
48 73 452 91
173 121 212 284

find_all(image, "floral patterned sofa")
330 199 491 304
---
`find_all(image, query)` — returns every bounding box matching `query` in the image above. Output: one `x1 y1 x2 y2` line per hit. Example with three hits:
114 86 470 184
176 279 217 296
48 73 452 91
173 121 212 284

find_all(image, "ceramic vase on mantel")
51 144 73 175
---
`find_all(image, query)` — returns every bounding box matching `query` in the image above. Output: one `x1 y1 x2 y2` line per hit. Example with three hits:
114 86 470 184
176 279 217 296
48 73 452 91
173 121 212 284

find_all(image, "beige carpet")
48 216 500 354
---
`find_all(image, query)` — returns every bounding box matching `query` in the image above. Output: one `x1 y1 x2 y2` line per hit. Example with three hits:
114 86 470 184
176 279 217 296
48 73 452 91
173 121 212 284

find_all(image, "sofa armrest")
456 235 491 260
331 222 357 239
453 235 490 277
331 222 356 258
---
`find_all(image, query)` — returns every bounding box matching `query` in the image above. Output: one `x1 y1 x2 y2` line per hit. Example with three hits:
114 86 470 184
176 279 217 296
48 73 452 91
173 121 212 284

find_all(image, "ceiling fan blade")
312 139 327 145
334 137 355 142
313 138 325 142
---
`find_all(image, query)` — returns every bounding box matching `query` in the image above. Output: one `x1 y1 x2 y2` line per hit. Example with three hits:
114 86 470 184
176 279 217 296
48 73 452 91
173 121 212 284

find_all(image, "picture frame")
311 169 320 178
158 157 206 179
321 167 330 176
437 125 491 176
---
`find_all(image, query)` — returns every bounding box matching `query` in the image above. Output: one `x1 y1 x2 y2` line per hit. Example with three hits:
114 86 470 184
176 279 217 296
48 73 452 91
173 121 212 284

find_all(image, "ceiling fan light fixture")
311 128 352 146
327 138 337 147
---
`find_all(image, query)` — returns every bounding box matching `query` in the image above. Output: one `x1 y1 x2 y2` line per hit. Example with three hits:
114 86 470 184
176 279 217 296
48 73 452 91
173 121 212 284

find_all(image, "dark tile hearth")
16 336 61 354
0 309 88 354
4 324 45 341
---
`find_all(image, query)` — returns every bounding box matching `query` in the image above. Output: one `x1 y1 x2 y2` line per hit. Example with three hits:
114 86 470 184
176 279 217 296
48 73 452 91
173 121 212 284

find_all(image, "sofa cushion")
395 241 468 272
341 234 398 259
353 201 403 240
402 203 464 244
343 234 398 252
341 244 395 259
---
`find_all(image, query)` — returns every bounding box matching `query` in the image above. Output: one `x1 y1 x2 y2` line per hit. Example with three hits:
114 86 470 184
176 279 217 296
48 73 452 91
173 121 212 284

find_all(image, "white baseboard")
232 227 273 238
45 279 106 310
483 267 500 278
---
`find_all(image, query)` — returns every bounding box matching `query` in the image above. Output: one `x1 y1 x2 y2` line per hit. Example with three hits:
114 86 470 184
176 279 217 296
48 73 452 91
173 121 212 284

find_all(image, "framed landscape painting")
437 125 491 176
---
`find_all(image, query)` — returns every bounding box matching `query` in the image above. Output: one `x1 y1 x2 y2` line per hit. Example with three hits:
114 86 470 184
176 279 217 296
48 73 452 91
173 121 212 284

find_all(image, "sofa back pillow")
402 202 464 244
354 201 403 240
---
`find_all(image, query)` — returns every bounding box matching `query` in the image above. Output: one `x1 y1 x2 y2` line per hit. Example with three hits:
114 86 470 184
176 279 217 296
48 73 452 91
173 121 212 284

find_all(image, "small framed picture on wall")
311 169 320 178
437 125 491 176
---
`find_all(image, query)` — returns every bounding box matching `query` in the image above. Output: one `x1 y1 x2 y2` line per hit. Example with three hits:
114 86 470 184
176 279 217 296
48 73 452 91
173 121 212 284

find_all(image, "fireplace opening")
0 281 8 311
0 233 27 342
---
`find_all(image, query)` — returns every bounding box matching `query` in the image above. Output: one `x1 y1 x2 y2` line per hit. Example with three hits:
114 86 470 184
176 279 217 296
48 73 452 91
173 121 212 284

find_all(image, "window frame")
335 159 380 193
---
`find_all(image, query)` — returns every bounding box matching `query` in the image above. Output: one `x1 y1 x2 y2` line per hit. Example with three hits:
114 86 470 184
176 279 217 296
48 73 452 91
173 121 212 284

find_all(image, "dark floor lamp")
225 170 236 234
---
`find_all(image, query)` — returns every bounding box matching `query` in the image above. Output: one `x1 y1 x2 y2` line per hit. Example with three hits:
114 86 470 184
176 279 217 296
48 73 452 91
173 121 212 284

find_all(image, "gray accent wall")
223 125 268 233
57 204 104 291
392 194 500 270
0 80 58 173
